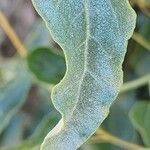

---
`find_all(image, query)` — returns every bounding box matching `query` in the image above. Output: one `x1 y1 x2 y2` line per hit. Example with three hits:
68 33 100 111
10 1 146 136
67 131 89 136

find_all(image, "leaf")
25 20 52 51
134 19 150 76
103 92 138 148
27 47 66 84
5 113 59 150
18 113 59 150
32 0 136 149
129 101 150 147
1 114 25 147
0 75 31 134
0 77 31 134
82 93 138 150
0 59 31 134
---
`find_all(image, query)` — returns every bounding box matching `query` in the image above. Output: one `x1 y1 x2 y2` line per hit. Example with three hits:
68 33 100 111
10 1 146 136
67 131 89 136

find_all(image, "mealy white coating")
31 0 136 149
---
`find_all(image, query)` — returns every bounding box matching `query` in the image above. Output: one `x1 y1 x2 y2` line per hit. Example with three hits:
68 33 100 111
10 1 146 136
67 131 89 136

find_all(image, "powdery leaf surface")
32 0 136 149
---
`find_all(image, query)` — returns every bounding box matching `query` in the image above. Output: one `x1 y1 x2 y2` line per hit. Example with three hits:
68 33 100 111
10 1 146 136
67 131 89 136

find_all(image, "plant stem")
0 11 27 58
121 74 150 93
94 129 149 150
132 32 150 51
132 0 150 17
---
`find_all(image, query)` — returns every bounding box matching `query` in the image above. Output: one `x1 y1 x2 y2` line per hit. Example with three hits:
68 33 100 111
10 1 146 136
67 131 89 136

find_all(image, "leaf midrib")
65 0 90 122
66 0 119 121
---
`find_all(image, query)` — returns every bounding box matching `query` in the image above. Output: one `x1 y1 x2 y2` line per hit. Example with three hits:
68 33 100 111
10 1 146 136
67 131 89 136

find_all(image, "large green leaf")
32 0 136 149
129 101 150 147
27 47 65 84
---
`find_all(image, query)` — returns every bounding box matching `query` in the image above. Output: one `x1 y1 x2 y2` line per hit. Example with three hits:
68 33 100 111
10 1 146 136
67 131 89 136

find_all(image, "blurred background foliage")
0 0 150 150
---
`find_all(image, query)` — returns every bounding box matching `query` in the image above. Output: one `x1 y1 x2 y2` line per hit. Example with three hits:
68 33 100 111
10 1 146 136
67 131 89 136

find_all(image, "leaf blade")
27 47 66 84
0 58 31 134
129 101 150 147
32 0 136 149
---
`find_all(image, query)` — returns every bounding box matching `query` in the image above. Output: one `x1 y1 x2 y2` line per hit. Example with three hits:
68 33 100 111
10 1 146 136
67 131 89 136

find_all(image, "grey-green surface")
32 0 136 149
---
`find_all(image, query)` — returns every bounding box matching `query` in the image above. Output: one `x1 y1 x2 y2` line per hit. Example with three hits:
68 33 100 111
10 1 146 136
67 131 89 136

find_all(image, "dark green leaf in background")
129 101 150 147
103 92 138 149
27 47 66 84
